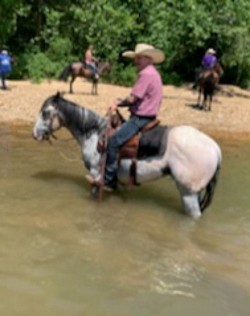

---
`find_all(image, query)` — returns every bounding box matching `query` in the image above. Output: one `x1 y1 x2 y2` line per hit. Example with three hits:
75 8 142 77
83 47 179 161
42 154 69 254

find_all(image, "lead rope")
47 133 80 163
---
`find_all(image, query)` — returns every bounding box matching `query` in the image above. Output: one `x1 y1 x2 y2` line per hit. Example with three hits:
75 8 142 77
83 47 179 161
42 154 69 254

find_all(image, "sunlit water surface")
0 124 249 316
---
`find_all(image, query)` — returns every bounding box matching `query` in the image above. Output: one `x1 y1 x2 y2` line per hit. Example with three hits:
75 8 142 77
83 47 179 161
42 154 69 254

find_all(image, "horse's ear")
55 91 61 100
54 91 66 103
52 91 63 107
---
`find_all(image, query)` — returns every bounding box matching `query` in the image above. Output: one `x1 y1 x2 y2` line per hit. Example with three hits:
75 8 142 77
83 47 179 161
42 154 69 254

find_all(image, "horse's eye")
42 111 50 120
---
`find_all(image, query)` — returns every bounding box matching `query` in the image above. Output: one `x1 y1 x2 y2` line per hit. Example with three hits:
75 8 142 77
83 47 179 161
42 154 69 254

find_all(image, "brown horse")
197 63 224 111
59 61 110 95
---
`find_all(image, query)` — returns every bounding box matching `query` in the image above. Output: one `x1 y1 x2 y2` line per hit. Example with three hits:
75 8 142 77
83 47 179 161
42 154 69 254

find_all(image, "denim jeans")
1 73 7 89
86 63 98 77
104 115 154 186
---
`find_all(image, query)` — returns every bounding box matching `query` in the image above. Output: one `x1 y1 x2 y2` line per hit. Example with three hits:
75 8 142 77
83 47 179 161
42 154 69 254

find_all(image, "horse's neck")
60 100 106 144
214 64 223 77
98 63 108 74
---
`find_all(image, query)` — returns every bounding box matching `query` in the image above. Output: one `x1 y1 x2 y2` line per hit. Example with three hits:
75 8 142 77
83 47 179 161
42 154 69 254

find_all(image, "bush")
25 52 55 82
47 37 72 63
16 37 73 82
162 71 184 86
107 64 137 87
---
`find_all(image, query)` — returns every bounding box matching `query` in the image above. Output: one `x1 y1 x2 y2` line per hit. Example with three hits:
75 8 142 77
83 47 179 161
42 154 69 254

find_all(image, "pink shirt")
130 64 163 117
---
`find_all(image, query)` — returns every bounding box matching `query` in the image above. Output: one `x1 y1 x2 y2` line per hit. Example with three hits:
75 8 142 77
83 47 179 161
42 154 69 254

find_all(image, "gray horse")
33 93 222 219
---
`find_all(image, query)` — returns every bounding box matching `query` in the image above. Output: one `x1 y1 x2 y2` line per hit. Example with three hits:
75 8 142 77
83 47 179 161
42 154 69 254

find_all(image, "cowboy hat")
206 48 216 55
1 50 8 55
122 43 165 64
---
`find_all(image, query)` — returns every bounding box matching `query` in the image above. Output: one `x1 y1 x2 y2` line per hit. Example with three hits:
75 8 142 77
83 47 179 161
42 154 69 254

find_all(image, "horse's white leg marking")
82 133 100 178
176 182 201 219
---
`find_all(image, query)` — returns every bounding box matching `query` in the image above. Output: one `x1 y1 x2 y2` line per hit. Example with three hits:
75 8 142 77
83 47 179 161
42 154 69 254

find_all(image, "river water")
0 124 249 316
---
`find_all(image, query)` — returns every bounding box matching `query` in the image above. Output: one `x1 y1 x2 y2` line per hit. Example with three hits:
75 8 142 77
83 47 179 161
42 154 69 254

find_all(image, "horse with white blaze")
33 93 222 219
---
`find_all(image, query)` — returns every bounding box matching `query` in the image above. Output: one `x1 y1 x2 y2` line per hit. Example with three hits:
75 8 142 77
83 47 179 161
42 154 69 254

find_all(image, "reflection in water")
0 125 249 316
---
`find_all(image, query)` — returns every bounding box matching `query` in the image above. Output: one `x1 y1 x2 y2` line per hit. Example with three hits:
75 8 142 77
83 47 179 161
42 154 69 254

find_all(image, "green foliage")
162 71 183 87
3 0 250 87
108 64 137 87
25 51 55 82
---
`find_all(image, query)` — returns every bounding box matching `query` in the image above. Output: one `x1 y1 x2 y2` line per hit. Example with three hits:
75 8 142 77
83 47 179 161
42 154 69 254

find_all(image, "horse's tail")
58 64 72 81
199 165 220 213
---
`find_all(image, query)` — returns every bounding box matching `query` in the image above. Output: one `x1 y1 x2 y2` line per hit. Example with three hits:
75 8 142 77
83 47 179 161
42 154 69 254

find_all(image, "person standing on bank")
0 50 13 90
86 43 165 191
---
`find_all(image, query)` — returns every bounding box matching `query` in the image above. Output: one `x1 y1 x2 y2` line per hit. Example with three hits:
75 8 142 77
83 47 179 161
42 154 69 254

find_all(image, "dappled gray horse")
33 93 222 219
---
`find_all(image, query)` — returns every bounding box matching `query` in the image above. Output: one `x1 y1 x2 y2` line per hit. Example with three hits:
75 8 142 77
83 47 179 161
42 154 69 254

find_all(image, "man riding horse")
192 48 218 89
86 43 165 192
84 45 99 80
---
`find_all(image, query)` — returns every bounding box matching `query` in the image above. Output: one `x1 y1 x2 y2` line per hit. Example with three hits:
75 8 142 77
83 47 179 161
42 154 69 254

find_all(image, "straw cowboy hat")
122 43 165 64
1 50 8 55
206 48 216 55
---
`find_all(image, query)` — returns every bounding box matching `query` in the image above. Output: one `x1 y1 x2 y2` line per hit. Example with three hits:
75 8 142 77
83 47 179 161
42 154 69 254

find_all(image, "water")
0 124 249 316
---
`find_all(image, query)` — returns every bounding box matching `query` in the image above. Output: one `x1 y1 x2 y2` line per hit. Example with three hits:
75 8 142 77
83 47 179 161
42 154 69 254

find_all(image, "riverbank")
0 80 250 143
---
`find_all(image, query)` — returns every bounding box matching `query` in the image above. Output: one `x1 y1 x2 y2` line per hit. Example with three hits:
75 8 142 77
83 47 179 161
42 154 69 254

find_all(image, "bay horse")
33 93 222 219
197 63 224 111
59 61 110 95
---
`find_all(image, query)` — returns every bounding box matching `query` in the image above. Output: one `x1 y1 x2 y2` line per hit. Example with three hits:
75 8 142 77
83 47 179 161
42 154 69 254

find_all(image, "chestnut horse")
59 61 110 95
197 63 224 111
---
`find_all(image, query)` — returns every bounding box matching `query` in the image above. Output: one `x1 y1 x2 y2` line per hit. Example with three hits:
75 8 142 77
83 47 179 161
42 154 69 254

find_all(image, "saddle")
98 110 162 187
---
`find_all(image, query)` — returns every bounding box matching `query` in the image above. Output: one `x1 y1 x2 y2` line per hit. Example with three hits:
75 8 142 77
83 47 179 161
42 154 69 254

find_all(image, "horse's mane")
44 93 106 134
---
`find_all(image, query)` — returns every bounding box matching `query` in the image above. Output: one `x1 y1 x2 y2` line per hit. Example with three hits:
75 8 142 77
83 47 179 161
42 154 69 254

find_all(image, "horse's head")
33 92 63 142
97 61 111 74
214 63 224 77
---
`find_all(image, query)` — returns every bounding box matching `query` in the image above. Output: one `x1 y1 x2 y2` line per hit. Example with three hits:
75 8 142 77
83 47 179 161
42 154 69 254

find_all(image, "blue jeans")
104 115 154 187
0 72 8 89
86 63 98 77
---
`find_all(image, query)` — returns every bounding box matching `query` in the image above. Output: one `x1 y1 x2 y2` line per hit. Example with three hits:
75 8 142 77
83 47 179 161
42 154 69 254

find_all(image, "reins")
46 132 79 163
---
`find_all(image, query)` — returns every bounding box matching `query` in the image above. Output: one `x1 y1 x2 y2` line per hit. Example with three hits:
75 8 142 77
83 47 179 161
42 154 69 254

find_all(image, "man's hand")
108 101 118 112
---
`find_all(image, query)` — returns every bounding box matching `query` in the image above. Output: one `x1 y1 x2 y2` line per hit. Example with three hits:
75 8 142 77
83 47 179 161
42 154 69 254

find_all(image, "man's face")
134 55 152 71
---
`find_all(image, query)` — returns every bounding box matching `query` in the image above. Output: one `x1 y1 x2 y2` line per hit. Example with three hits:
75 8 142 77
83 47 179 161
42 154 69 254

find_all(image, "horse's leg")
70 76 76 94
176 182 202 219
197 88 202 109
208 94 212 111
95 82 98 95
203 93 207 111
166 125 222 218
91 80 98 95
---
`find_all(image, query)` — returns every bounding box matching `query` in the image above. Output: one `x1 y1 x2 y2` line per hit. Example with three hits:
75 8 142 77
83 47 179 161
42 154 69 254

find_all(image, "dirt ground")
0 79 250 143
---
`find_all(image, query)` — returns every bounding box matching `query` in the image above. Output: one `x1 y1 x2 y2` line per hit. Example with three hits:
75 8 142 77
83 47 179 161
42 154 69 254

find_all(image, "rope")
49 135 81 163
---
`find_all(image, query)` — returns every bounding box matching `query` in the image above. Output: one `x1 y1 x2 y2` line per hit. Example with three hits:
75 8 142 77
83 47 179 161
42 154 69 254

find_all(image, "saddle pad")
138 125 167 159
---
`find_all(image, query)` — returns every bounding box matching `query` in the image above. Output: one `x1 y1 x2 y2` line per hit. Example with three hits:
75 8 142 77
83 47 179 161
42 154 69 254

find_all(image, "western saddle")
97 110 160 188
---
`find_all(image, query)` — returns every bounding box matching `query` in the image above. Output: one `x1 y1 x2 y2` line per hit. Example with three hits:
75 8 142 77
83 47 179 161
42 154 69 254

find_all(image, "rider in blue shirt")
0 50 13 89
